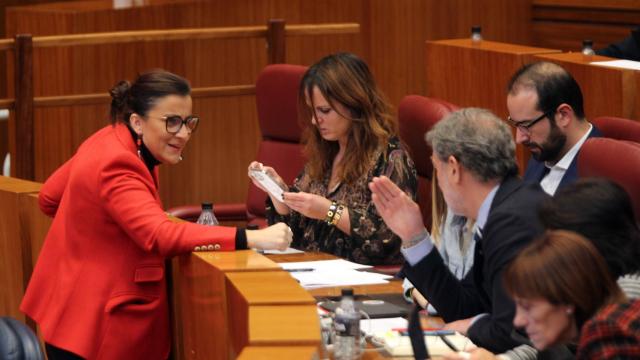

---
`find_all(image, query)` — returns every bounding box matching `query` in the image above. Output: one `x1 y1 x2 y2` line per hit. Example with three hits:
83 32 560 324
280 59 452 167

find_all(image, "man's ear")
447 155 461 184
129 113 144 135
555 103 575 128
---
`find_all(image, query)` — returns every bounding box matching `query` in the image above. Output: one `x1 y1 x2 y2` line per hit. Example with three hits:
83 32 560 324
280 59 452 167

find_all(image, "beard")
524 122 567 163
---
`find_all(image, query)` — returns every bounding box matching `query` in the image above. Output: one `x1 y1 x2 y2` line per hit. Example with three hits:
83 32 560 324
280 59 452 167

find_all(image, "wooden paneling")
0 176 41 322
4 0 364 209
367 0 531 108
533 52 640 120
4 0 531 209
532 0 640 51
0 119 6 162
425 39 561 172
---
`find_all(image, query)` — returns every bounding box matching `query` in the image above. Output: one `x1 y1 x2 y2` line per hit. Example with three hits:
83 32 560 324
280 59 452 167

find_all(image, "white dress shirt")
540 124 593 196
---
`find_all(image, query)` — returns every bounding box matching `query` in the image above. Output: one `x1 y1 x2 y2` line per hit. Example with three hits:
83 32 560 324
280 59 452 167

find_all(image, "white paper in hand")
250 169 285 201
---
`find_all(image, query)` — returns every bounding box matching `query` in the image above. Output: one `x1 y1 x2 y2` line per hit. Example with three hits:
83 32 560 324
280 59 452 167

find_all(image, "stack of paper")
278 259 392 289
377 331 475 357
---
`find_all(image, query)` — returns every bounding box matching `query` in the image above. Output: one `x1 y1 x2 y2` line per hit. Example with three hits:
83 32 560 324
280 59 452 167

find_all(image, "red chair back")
592 116 640 143
398 95 459 230
578 138 640 221
246 64 308 226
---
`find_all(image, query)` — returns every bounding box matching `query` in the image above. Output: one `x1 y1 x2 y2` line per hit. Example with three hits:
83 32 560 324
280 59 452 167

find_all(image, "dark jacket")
403 176 549 353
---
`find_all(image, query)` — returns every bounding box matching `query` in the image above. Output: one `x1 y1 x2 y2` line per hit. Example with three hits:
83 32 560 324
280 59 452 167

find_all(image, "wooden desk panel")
174 250 288 360
425 39 561 172
533 52 639 121
248 305 320 346
0 176 41 322
237 346 318 360
226 271 318 355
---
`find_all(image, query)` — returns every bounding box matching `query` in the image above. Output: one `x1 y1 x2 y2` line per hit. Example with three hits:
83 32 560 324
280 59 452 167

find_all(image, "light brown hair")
504 230 626 329
298 52 396 184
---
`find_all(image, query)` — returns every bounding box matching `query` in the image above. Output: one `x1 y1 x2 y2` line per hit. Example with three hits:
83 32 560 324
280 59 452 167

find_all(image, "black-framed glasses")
506 112 550 133
162 115 199 135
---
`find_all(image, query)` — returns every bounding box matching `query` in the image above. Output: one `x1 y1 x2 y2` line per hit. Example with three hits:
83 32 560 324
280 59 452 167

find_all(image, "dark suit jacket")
596 26 640 61
403 176 549 353
523 126 602 191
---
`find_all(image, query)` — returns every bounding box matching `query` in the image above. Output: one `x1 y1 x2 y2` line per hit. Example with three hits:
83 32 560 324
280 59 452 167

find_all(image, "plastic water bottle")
196 202 218 226
582 39 595 58
333 288 362 360
471 26 482 43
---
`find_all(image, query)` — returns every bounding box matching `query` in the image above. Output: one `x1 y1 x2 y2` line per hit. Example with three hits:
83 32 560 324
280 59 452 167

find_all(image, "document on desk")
261 247 304 255
279 259 373 271
278 259 390 289
591 59 640 71
361 317 408 336
377 331 475 357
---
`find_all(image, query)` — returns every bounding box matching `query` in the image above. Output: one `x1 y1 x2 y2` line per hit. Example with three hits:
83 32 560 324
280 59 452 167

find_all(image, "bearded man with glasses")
506 62 601 196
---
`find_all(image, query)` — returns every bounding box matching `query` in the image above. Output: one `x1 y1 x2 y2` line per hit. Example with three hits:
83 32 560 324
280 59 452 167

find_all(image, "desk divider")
425 38 561 172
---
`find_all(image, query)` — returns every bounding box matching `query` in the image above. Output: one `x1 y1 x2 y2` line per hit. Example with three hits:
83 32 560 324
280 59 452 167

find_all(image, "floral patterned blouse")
266 137 418 265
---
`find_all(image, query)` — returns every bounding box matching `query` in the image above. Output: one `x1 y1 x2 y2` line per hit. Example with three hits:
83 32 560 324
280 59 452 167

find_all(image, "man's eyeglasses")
506 112 549 133
162 115 199 135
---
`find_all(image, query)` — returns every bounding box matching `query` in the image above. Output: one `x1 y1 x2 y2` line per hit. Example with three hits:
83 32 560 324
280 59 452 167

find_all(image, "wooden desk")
425 39 561 172
173 250 321 360
268 251 403 298
0 176 42 323
532 52 640 121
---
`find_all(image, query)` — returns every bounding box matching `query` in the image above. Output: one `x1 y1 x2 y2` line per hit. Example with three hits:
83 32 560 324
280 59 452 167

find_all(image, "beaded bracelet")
330 204 345 226
325 201 338 224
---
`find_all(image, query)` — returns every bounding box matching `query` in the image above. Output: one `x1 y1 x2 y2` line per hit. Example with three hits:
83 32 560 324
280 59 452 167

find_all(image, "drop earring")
136 134 142 159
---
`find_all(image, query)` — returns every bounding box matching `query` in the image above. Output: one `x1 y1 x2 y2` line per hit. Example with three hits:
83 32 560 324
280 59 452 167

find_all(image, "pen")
398 329 456 336
285 268 314 272
439 334 460 352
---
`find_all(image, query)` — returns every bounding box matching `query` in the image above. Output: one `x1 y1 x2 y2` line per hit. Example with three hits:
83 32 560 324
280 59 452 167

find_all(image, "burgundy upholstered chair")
578 138 640 221
168 64 308 228
592 116 640 143
397 95 459 231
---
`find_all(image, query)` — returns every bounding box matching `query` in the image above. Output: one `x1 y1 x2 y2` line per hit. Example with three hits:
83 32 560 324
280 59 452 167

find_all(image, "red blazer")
21 123 237 359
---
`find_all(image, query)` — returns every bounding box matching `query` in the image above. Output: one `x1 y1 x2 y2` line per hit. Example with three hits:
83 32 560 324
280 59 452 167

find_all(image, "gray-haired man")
369 108 549 353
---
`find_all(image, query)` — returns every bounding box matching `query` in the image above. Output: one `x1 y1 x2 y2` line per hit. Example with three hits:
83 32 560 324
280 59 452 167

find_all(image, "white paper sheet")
591 59 640 71
261 247 304 255
279 259 373 271
360 317 408 336
278 259 391 289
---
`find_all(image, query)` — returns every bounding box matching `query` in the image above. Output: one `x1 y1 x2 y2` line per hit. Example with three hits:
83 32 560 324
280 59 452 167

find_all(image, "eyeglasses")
162 115 199 135
506 112 551 133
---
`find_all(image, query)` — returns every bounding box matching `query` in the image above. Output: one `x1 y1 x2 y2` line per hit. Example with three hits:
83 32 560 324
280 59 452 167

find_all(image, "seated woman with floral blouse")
248 52 417 265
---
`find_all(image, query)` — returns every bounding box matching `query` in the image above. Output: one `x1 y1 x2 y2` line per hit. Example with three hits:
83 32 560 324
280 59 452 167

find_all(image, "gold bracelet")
330 204 345 226
325 201 338 224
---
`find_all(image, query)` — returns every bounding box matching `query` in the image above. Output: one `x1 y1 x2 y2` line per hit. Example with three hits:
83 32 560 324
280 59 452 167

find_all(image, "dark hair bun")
109 80 131 121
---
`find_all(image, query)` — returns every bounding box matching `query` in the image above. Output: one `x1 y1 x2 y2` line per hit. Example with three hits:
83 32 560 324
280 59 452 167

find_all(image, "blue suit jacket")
522 126 602 191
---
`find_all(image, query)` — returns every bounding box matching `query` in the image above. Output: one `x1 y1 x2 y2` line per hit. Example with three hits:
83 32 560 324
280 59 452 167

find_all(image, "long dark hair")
109 69 190 124
298 52 396 184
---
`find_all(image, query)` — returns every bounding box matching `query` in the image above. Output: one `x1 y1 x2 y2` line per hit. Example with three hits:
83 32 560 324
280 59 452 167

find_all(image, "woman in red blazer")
21 70 292 360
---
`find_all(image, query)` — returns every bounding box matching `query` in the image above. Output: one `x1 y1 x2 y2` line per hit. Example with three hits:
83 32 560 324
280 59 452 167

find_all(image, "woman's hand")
283 191 332 220
247 161 288 199
246 222 292 251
